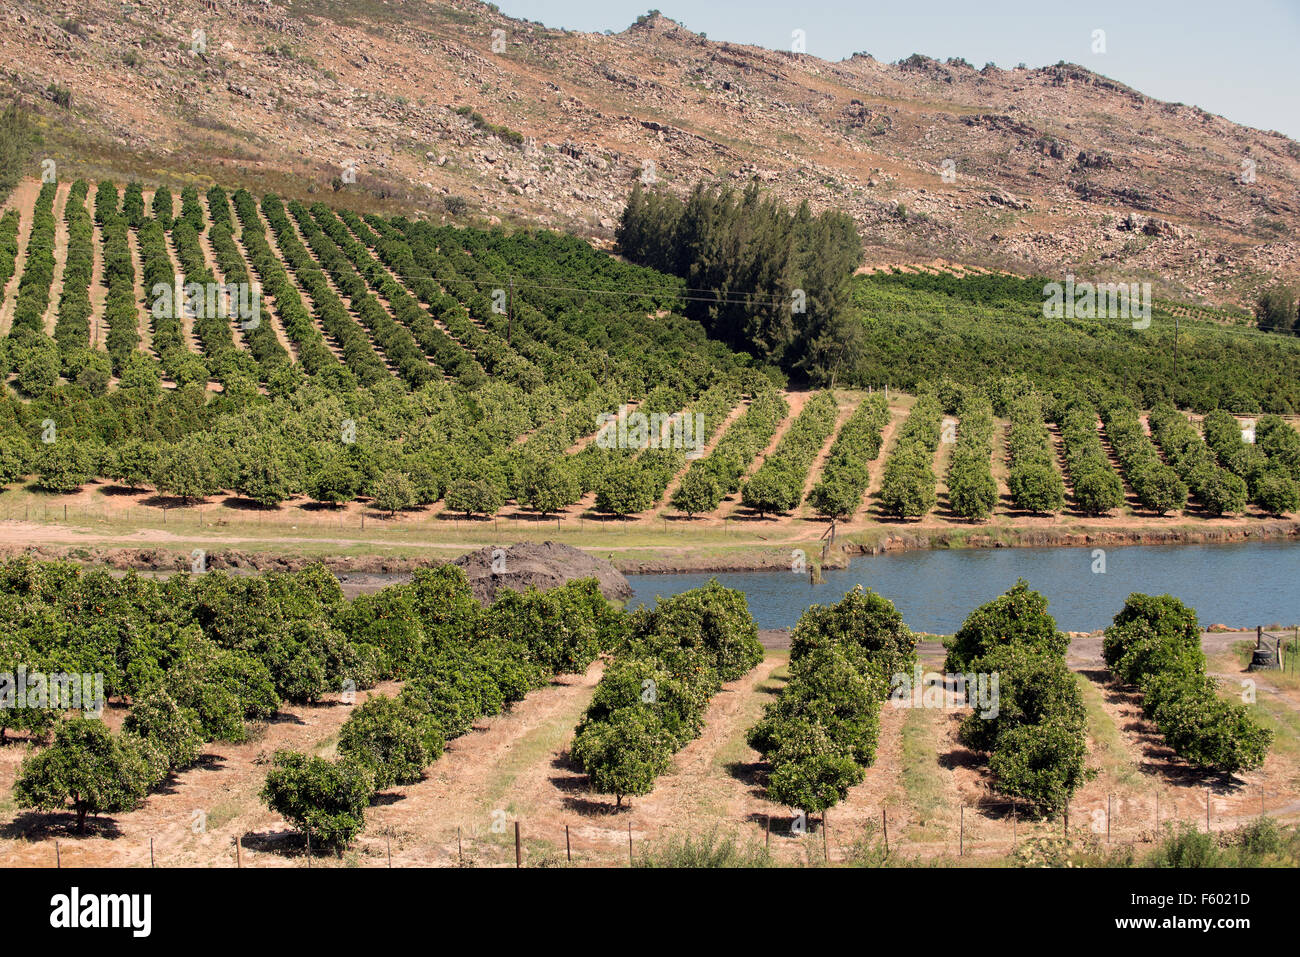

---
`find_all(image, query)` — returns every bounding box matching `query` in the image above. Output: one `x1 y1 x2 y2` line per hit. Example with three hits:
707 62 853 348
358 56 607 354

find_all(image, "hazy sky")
497 0 1300 140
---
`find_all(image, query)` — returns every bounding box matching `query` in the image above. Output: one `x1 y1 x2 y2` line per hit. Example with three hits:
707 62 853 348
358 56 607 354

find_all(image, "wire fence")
33 784 1294 869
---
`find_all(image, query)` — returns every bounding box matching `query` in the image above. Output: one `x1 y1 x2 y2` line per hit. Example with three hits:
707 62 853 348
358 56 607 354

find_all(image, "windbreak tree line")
747 586 916 819
616 181 862 384
1103 594 1271 773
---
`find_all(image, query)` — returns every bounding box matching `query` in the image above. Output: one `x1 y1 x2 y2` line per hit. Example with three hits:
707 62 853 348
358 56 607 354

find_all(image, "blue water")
626 541 1300 634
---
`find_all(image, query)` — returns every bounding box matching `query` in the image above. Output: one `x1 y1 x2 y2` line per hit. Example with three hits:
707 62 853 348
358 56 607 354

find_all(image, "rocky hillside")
3 0 1297 306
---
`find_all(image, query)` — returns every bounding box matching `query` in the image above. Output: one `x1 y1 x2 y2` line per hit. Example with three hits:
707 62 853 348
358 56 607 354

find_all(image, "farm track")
86 187 108 352
39 181 71 338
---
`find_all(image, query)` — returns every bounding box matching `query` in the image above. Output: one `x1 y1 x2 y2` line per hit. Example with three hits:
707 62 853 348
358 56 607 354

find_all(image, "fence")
33 783 1294 869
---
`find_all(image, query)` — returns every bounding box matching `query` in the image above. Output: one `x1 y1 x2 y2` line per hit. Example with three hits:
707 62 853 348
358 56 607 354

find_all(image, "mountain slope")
3 1 1297 307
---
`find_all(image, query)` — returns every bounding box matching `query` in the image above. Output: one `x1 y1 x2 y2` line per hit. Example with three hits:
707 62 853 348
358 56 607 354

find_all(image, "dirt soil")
452 541 632 604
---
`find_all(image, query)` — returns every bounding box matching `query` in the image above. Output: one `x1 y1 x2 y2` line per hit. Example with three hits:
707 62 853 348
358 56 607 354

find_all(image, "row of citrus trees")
569 580 765 806
0 207 18 303
1006 394 1067 514
2 556 626 850
741 390 840 517
1201 409 1300 515
808 391 890 520
747 587 915 818
945 396 998 520
670 388 787 516
1099 399 1187 515
1148 404 1249 515
1055 398 1125 515
1103 595 1272 772
878 393 942 518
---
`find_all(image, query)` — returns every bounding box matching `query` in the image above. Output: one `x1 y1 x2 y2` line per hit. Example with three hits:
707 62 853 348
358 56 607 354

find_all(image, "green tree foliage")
1056 398 1124 515
741 391 838 517
337 693 443 790
944 579 1069 672
260 749 374 852
1202 409 1299 516
1149 404 1248 515
572 581 761 804
946 582 1090 814
122 688 204 778
945 396 998 520
877 394 942 518
1006 395 1065 514
372 469 416 516
14 718 150 832
1255 284 1297 334
35 439 98 493
617 181 861 380
749 586 913 816
1104 594 1271 773
1100 399 1187 515
444 476 503 517
671 389 787 515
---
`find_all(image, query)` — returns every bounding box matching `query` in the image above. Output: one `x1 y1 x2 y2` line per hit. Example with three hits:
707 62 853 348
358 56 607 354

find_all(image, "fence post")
627 822 633 866
823 811 829 864
514 820 521 868
1107 794 1112 844
1206 789 1211 832
882 809 888 854
55 840 60 868
457 826 462 864
150 837 155 867
959 805 964 857
565 824 571 863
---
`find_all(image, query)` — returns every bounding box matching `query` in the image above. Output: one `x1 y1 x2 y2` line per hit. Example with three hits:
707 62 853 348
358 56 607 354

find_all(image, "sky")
496 0 1300 140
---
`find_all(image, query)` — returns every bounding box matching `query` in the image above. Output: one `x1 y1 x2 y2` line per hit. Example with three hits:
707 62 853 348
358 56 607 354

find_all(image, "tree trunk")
76 805 87 833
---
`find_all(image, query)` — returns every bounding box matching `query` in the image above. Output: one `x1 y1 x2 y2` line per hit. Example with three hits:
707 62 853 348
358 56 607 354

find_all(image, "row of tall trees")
617 182 862 383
